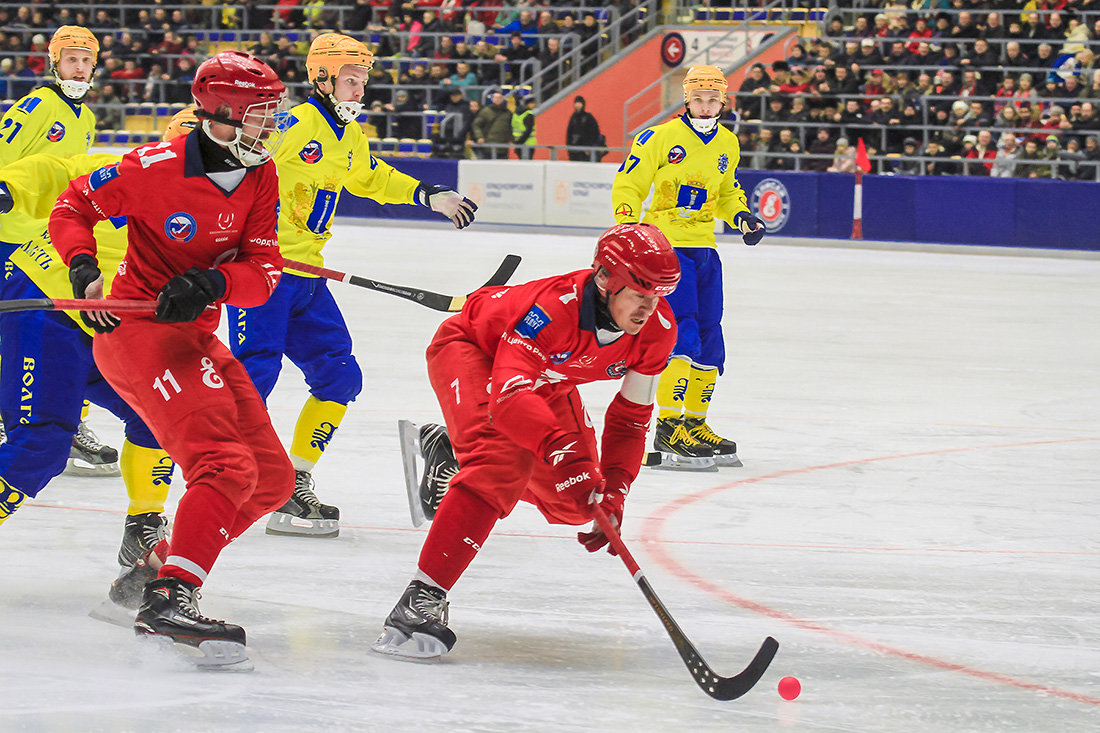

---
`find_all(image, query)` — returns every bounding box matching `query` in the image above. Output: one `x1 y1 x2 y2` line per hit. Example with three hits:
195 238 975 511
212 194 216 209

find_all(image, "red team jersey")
50 132 283 329
435 269 677 450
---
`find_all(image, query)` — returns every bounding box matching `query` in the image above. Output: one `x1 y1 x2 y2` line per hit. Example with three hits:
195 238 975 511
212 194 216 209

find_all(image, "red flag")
855 138 871 173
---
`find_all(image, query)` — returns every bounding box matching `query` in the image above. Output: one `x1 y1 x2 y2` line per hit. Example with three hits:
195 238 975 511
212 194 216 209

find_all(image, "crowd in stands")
732 4 1100 179
0 1 644 157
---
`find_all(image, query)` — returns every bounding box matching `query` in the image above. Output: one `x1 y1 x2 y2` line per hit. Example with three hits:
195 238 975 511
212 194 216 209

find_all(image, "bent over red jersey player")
50 51 291 667
372 223 681 661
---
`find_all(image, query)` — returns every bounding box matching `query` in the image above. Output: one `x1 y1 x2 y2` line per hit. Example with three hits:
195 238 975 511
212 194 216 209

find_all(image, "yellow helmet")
682 65 728 102
162 105 199 142
48 26 100 68
306 33 374 86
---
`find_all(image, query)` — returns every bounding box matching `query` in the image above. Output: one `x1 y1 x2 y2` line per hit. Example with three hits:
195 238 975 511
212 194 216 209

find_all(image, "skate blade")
370 627 448 663
135 633 253 672
398 420 428 528
715 453 744 468
63 457 122 477
644 451 719 472
88 598 137 628
264 513 339 538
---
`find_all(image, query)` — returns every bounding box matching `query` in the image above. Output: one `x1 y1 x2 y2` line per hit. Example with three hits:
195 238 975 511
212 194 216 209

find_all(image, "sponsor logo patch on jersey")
164 212 197 243
549 351 572 364
15 97 40 114
299 140 323 163
46 121 65 142
606 360 627 378
515 304 551 339
667 145 686 164
88 164 120 191
718 153 729 173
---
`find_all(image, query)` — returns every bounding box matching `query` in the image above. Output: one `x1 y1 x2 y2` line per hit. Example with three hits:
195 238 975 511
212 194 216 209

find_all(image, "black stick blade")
699 636 779 701
482 254 521 287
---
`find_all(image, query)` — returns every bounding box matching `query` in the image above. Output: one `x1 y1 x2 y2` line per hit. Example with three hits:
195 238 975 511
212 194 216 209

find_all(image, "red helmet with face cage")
192 50 285 121
593 223 680 297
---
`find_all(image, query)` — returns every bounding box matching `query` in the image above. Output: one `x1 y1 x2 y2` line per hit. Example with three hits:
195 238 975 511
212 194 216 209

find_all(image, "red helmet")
593 223 680 297
192 51 285 121
191 51 287 166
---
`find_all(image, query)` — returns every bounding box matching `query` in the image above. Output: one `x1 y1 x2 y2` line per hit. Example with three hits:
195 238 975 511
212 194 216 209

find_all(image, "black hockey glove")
155 267 226 323
0 182 13 215
734 211 766 246
415 183 478 229
68 253 120 334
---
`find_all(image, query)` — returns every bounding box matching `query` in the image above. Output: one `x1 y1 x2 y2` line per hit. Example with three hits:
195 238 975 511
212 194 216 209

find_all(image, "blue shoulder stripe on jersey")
16 97 41 114
87 164 120 191
515 304 551 339
108 216 127 229
306 96 345 141
282 113 299 130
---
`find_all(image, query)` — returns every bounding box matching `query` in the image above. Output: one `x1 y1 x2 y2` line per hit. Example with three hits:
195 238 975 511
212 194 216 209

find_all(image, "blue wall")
341 159 1096 251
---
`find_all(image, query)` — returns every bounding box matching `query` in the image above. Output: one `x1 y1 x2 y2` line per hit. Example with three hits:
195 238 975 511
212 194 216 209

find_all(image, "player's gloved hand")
415 183 478 229
0 182 13 215
543 429 604 507
155 267 226 323
577 472 628 555
734 211 766 246
69 253 120 334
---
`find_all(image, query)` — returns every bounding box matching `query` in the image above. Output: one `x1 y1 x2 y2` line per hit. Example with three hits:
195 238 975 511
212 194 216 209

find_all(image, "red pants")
94 320 293 584
426 335 597 526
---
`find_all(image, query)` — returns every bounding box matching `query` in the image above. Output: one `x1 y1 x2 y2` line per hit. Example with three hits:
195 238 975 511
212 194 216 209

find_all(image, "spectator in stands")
1056 136 1089 180
964 100 993 130
1014 72 1038 107
538 36 568 99
420 10 445 53
111 59 145 102
1071 101 1100 141
830 65 860 97
856 38 883 68
448 61 478 95
771 128 799 170
346 0 373 32
965 38 999 71
883 41 908 67
577 13 601 75
980 11 1006 42
386 89 424 139
950 10 979 50
923 140 952 176
495 32 534 84
512 95 537 160
1034 43 1056 70
427 64 452 108
805 127 833 172
472 89 513 159
452 40 474 65
737 63 771 111
889 137 923 176
827 136 855 173
765 95 788 124
1032 135 1060 178
537 10 559 36
1062 74 1088 100
566 95 603 162
907 17 933 53
368 14 402 58
906 40 939 67
826 18 844 38
990 132 1018 178
250 32 278 59
1087 68 1100 98
966 129 997 175
496 10 539 45
1015 137 1043 177
94 82 124 130
434 36 456 68
473 41 499 84
994 103 1021 132
853 15 872 39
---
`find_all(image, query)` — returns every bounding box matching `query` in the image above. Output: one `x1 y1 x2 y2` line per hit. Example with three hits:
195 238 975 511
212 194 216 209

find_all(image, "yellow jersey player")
0 25 118 475
226 33 477 538
611 65 764 470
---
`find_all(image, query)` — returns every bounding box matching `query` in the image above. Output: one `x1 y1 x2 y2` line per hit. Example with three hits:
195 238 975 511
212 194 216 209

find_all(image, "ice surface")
2 224 1097 732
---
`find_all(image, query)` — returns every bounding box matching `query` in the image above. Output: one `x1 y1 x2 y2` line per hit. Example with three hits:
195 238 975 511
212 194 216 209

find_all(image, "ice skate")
684 417 743 467
265 470 340 538
134 576 252 671
399 419 458 527
64 421 121 477
371 580 456 662
418 423 457 521
117 512 169 568
645 417 718 472
89 553 159 627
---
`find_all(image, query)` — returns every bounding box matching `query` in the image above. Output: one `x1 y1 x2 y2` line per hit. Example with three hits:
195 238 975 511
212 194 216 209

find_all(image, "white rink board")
543 161 618 229
457 160 544 224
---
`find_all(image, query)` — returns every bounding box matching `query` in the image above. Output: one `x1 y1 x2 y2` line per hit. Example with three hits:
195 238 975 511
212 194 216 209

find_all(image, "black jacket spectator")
566 95 603 161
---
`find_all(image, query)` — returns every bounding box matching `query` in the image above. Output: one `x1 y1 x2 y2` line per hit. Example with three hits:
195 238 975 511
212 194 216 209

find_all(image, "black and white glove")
69 253 119 334
734 211 766 246
415 183 478 229
0 182 13 215
155 267 226 323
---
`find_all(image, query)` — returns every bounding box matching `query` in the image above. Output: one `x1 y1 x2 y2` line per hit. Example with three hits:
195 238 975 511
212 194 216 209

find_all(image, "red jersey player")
50 51 290 669
372 223 681 661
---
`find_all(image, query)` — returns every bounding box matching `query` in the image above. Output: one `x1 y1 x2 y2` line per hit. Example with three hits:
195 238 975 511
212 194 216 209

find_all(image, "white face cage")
204 96 290 167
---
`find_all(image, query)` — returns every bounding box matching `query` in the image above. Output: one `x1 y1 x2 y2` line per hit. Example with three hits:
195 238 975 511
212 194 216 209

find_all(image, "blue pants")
0 267 158 497
227 273 362 404
665 247 725 374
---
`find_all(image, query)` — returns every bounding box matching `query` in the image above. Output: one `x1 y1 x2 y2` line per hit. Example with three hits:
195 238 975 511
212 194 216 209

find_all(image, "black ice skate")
135 576 251 670
645 417 718 472
265 470 340 538
418 423 458 521
117 512 169 568
371 580 456 662
684 417 743 467
64 421 121 477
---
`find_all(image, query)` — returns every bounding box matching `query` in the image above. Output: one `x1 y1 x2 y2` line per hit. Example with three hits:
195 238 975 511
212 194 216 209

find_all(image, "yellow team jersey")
612 115 749 248
274 97 420 275
0 86 96 246
1 152 124 335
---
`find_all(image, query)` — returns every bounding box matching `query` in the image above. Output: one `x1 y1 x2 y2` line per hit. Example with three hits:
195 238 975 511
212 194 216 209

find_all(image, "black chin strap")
310 89 349 127
595 288 624 333
196 125 245 171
